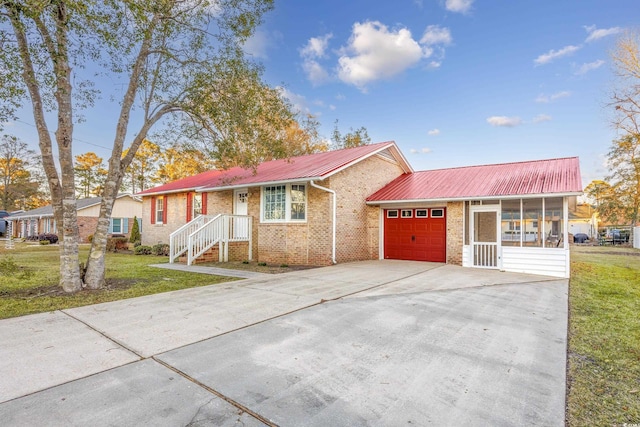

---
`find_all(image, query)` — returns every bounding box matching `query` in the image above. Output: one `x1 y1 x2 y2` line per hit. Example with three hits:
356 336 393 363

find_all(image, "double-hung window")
262 184 306 222
109 218 129 234
193 193 203 217
156 196 164 224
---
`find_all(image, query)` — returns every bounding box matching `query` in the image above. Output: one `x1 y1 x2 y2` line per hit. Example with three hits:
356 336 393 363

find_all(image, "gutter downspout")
310 180 337 264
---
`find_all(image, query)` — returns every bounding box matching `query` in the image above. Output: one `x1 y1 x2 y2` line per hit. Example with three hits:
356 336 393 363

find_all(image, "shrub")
134 245 152 255
87 234 93 243
258 262 267 267
151 243 170 256
133 240 141 247
129 217 141 243
39 240 50 245
26 234 57 242
106 237 129 252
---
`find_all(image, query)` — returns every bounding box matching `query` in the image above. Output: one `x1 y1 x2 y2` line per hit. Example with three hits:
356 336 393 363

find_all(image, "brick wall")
141 190 233 246
251 154 404 266
330 155 405 263
446 201 464 265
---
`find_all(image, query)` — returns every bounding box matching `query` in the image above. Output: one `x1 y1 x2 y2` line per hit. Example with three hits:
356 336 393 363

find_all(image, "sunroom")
463 196 573 277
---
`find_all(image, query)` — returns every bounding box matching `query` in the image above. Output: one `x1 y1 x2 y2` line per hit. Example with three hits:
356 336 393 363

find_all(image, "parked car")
0 210 8 237
573 233 589 243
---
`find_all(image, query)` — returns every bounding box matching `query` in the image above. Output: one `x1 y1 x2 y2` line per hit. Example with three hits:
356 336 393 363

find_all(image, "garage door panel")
384 209 446 263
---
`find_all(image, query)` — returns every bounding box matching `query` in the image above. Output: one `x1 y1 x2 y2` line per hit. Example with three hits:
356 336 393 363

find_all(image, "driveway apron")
0 261 567 426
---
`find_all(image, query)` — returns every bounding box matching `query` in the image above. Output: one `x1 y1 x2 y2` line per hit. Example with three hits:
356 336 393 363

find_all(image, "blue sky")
7 0 638 188
243 0 637 186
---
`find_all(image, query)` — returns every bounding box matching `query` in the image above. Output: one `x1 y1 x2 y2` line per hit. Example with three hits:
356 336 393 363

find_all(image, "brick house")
138 141 582 278
7 194 142 243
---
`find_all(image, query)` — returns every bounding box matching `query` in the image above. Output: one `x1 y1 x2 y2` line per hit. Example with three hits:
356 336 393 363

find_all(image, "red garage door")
384 208 446 262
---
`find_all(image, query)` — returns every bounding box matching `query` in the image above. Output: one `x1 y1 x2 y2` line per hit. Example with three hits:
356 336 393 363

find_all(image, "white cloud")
534 45 581 66
329 105 336 111
410 147 433 154
337 21 426 89
300 34 333 85
301 33 333 58
335 93 346 101
535 90 571 103
420 25 452 45
445 0 474 13
487 116 523 127
584 25 623 42
302 60 330 85
533 114 552 123
428 128 440 136
243 30 281 59
336 21 452 90
277 87 309 114
575 59 605 75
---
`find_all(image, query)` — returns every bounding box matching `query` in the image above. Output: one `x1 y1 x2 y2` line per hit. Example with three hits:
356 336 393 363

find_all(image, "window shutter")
137 217 142 233
163 196 168 223
202 192 208 215
186 192 193 222
123 218 129 234
150 197 156 224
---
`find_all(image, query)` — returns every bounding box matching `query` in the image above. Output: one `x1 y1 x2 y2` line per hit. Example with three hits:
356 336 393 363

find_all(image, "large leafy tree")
122 139 161 194
607 31 640 227
0 135 41 210
331 119 371 150
74 152 107 198
156 144 214 183
0 0 283 292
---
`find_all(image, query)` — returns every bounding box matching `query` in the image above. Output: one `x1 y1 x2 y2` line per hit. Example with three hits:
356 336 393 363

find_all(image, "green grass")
0 242 237 319
567 246 640 426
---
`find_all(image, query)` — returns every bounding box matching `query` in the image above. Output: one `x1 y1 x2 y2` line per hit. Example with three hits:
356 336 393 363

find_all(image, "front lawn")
0 242 237 319
567 245 640 426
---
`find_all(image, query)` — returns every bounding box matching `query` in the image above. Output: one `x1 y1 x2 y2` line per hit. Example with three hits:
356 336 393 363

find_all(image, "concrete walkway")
0 261 568 426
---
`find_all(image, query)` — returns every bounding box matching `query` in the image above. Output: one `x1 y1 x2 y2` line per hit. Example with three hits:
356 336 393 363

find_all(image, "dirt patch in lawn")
0 278 138 299
199 261 319 274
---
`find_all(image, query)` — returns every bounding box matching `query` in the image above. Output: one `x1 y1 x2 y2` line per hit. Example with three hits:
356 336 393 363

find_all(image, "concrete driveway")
0 261 568 426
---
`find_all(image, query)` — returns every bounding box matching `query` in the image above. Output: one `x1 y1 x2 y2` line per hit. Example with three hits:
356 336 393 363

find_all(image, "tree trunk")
8 5 81 292
84 177 120 289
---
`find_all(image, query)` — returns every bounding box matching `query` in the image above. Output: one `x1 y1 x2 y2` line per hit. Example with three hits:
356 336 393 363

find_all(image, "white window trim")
156 196 164 224
431 208 445 218
260 183 307 223
401 209 413 218
192 193 203 218
386 209 399 218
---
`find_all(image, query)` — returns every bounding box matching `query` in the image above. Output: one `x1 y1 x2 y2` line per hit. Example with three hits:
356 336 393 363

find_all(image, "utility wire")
14 119 113 151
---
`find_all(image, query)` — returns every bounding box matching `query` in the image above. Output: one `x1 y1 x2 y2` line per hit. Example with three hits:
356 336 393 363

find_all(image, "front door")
233 189 249 238
470 207 500 268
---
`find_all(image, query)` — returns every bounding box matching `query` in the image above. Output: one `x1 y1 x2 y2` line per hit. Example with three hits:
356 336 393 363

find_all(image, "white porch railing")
170 214 252 266
169 215 218 263
473 242 498 268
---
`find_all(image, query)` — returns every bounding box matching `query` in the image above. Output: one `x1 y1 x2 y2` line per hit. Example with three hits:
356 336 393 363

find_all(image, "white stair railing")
187 215 224 265
169 214 218 263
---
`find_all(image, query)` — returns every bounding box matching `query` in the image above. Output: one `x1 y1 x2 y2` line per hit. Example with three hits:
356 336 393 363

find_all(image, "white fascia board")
323 143 412 179
204 177 323 192
366 191 584 205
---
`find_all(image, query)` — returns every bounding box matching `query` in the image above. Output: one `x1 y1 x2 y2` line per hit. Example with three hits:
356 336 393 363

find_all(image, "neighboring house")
568 203 598 238
7 194 142 242
138 141 582 278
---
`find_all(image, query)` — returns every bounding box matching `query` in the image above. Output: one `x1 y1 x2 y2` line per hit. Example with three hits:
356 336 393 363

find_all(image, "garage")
384 208 446 262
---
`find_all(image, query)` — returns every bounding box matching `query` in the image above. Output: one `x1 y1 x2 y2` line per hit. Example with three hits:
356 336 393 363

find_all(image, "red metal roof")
366 157 582 202
138 141 405 195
